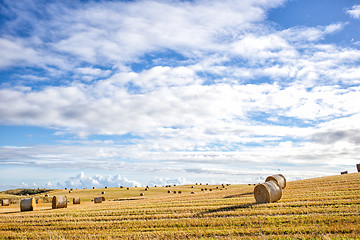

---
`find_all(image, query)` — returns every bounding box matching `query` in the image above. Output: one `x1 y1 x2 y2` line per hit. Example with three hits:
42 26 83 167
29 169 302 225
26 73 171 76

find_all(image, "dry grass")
0 173 359 239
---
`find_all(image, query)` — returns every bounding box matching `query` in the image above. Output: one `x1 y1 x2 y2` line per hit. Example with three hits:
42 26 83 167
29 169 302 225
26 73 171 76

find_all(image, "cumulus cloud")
347 4 360 19
57 172 141 188
148 177 188 187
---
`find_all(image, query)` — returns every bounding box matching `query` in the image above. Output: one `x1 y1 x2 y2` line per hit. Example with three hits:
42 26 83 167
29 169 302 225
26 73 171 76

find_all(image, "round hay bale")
101 196 105 201
92 187 95 189
209 189 213 192
127 187 130 190
254 181 282 203
173 191 177 194
2 199 10 206
94 197 102 203
73 198 81 204
105 186 108 189
101 191 105 194
168 190 171 193
20 198 36 212
45 194 49 197
191 186 194 188
52 196 67 209
357 163 360 172
144 188 148 191
191 192 195 194
140 193 144 196
341 171 348 175
265 174 286 189
69 190 72 193
120 186 124 188
178 191 182 194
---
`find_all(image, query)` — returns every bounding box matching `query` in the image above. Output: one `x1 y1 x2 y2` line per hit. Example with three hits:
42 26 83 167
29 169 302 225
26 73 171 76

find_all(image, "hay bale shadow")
196 202 257 216
224 192 253 198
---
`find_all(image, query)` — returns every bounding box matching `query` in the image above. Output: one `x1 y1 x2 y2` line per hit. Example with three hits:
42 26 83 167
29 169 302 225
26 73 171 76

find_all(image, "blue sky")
1 0 360 190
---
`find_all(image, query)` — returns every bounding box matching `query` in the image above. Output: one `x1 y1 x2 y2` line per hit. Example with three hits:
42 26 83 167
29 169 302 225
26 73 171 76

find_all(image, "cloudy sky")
1 0 360 191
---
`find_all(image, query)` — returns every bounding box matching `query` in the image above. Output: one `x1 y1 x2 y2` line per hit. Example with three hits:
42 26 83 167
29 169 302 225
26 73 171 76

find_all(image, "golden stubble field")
0 173 359 239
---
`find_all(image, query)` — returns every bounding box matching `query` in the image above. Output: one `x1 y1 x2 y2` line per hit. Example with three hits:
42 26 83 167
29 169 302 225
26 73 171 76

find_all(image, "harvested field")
0 173 359 239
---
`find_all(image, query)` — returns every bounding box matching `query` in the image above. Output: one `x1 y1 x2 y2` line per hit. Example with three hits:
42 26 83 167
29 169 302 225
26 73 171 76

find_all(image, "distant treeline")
1 189 53 196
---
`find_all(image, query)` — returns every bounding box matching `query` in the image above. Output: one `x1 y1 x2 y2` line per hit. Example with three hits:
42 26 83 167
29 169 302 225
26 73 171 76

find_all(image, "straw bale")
101 191 105 194
357 163 360 172
52 196 67 209
1 199 10 206
73 198 81 204
94 197 102 203
341 171 348 175
20 198 36 212
101 196 105 201
265 174 286 189
140 193 144 196
254 181 282 203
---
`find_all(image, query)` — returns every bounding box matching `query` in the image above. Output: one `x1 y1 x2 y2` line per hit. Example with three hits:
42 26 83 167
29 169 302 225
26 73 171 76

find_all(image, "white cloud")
1 0 360 187
347 4 360 19
0 38 39 69
1 0 286 71
59 172 141 188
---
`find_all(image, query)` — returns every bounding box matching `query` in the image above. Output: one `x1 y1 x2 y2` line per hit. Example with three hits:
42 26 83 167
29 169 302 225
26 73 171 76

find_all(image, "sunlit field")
1 173 359 239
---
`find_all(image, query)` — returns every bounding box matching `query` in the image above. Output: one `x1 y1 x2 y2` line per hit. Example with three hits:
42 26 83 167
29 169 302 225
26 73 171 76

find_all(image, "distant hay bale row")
52 196 67 209
20 198 36 212
254 174 286 204
1 199 10 206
